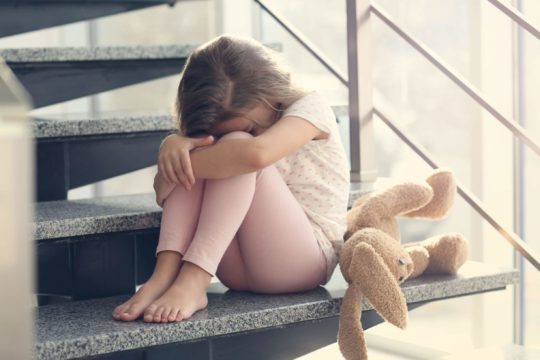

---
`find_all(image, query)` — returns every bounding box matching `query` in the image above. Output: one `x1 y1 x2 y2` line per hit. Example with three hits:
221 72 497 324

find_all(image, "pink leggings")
155 131 327 294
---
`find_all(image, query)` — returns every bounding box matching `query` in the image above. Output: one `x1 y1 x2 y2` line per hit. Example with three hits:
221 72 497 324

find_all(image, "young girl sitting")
112 34 351 323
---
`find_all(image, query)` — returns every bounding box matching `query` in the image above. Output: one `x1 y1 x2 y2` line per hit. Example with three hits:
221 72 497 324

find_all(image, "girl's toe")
144 304 157 322
113 304 125 317
161 308 171 322
154 306 164 321
176 310 187 321
120 304 138 320
168 308 179 321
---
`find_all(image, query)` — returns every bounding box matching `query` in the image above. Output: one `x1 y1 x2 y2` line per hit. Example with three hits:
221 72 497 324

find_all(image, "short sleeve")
281 90 336 136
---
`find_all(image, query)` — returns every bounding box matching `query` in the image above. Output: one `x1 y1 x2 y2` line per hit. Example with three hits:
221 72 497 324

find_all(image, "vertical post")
346 0 377 182
0 58 34 358
511 0 525 346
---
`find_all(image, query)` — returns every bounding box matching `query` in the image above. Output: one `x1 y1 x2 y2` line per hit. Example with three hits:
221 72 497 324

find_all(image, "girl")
112 34 351 323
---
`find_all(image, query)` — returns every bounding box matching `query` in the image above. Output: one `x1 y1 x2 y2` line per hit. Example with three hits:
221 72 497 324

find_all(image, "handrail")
252 0 540 272
370 2 540 157
374 106 540 272
487 0 540 40
254 0 348 86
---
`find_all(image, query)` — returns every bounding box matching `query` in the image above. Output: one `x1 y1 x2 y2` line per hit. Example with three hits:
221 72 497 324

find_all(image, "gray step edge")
36 179 390 240
34 260 519 359
0 42 281 63
32 105 348 139
0 0 181 3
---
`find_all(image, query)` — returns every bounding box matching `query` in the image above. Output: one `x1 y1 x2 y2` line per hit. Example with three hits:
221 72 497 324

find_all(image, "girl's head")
173 34 308 137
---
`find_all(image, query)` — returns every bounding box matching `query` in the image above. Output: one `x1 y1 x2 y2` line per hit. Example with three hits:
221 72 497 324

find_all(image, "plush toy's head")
340 227 414 287
337 169 461 360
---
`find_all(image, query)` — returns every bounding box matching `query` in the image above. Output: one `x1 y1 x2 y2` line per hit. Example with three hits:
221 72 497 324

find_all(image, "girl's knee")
191 144 213 153
217 131 253 142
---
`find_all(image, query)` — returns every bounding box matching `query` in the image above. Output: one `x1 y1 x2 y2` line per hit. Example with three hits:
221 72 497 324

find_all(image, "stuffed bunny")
337 168 469 360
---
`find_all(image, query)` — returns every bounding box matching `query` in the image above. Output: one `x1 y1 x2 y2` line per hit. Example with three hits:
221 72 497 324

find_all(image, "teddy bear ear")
350 242 408 329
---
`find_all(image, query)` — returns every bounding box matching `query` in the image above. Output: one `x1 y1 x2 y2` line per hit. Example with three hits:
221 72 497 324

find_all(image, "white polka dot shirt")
274 90 351 285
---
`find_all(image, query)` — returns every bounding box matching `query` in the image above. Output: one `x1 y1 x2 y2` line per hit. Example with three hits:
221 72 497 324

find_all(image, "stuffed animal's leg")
406 233 469 279
404 246 429 280
401 168 456 220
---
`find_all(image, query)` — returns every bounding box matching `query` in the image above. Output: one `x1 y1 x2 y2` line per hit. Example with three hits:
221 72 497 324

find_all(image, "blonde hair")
173 34 309 137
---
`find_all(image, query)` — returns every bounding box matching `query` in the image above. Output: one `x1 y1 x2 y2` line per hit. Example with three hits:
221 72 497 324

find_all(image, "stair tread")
34 260 519 359
32 110 174 138
0 43 280 63
0 0 181 2
0 44 196 63
32 106 348 139
35 179 394 240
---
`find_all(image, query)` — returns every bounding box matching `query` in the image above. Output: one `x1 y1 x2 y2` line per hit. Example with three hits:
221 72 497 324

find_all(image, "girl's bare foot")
112 251 183 321
143 260 212 323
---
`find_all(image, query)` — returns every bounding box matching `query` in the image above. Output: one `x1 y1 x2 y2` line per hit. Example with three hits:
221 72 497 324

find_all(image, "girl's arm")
156 114 323 203
154 139 258 208
154 138 260 207
189 138 261 179
188 115 325 180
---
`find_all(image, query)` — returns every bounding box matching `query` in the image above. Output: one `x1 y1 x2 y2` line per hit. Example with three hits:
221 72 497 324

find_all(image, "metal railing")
254 0 347 86
487 0 540 40
252 0 540 345
375 107 540 271
253 0 540 272
370 2 540 157
254 0 378 183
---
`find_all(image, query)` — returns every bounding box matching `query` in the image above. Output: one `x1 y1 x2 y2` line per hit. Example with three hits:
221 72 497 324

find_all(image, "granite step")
0 0 190 38
0 44 196 108
34 181 384 241
32 105 344 202
0 43 280 108
33 109 175 140
33 105 348 139
34 261 519 359
35 182 386 302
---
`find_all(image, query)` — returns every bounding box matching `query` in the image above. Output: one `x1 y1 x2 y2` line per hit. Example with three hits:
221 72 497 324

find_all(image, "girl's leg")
215 157 327 294
143 131 327 322
112 152 209 321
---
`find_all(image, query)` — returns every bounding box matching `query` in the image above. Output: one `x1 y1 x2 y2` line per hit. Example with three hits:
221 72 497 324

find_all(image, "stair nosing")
0 44 197 63
35 184 377 240
34 260 519 359
0 42 281 63
32 105 348 139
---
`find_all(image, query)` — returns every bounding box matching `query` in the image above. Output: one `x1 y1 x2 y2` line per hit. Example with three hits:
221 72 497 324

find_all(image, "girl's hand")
158 133 215 190
153 170 175 208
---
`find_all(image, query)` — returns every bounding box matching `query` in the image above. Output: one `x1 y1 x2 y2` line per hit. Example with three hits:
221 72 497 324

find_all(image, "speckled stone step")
32 105 348 139
0 44 197 108
34 261 519 359
0 42 281 64
0 44 197 63
33 110 174 139
35 178 393 240
0 0 189 38
0 43 281 108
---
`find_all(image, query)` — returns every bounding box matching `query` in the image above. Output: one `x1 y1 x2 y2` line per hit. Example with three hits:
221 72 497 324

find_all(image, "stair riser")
37 131 167 201
37 229 158 305
8 59 186 108
0 2 168 38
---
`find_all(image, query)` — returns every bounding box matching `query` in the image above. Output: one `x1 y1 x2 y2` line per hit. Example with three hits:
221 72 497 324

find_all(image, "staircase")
0 1 520 359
